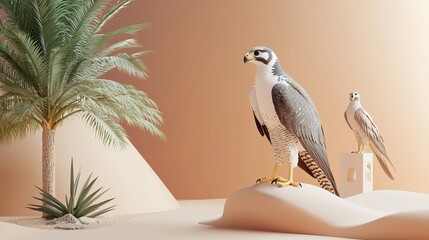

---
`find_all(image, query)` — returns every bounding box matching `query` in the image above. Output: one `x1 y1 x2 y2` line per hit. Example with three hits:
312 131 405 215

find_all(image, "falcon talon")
256 179 261 183
299 183 302 188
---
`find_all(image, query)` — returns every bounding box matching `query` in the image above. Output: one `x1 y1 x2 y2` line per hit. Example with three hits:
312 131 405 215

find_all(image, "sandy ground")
0 214 142 230
0 200 348 240
2 188 429 240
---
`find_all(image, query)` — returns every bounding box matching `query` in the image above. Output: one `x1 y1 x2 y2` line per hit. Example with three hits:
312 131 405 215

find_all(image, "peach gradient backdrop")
2 0 429 205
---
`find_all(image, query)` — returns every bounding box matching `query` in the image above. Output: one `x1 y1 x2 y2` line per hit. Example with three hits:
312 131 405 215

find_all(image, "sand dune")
202 183 429 239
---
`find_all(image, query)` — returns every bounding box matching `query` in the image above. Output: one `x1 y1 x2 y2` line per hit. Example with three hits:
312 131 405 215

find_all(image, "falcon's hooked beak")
243 52 253 63
243 56 249 63
349 93 354 100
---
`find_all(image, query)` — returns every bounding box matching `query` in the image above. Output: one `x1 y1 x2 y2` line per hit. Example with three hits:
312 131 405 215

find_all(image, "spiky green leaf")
79 198 115 217
32 196 66 213
29 159 115 219
34 186 67 210
87 205 116 218
27 205 64 218
75 172 94 207
75 187 106 216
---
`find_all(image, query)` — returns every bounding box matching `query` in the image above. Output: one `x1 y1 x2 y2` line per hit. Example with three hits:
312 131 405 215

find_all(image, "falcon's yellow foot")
256 177 273 183
271 167 302 188
271 178 302 188
256 176 287 184
256 164 283 183
352 144 367 153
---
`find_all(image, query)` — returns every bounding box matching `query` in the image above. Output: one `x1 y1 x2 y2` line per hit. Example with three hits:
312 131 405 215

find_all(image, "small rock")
51 214 81 225
79 216 101 225
50 214 85 230
55 223 84 230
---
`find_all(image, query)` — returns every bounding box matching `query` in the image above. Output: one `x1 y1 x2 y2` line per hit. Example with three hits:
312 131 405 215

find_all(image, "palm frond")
0 33 43 95
35 0 70 56
82 110 128 148
48 48 69 94
1 28 47 91
94 0 133 32
51 79 164 141
0 118 39 144
98 38 140 57
90 53 148 79
65 0 107 51
28 0 45 52
0 74 38 101
1 101 43 123
71 0 107 37
0 0 42 43
84 23 147 60
0 37 32 79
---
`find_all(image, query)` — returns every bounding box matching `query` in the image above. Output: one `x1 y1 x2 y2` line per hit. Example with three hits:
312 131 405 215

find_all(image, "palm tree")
0 0 164 198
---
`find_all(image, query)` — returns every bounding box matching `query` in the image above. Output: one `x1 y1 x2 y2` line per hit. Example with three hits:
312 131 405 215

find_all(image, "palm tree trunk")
42 129 55 197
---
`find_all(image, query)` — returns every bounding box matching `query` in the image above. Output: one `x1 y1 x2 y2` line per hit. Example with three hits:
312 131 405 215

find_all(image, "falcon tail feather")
370 141 396 180
299 151 339 196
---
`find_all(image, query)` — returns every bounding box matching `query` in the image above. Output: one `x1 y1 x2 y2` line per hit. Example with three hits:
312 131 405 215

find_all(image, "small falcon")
344 92 396 179
244 46 339 196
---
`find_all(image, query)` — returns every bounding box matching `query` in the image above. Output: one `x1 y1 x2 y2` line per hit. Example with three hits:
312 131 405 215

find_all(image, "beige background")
2 0 429 209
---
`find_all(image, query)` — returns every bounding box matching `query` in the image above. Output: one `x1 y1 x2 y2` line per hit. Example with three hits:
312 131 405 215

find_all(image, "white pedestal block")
339 153 373 198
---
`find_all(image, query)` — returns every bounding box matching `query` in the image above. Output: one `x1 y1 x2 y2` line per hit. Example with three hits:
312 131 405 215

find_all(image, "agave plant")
0 0 164 198
28 159 115 219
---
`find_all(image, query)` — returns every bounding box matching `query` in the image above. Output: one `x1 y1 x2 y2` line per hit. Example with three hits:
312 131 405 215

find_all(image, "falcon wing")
249 86 270 142
272 80 339 196
344 111 352 129
354 108 396 179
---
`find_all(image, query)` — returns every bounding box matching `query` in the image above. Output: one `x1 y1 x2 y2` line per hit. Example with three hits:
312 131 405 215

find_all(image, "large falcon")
344 92 396 179
244 46 339 196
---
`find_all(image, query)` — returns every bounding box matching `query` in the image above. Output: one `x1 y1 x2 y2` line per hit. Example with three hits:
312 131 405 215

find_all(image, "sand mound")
202 183 429 239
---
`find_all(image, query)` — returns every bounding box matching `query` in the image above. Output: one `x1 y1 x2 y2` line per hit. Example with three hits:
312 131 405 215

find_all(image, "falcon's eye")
254 50 260 56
